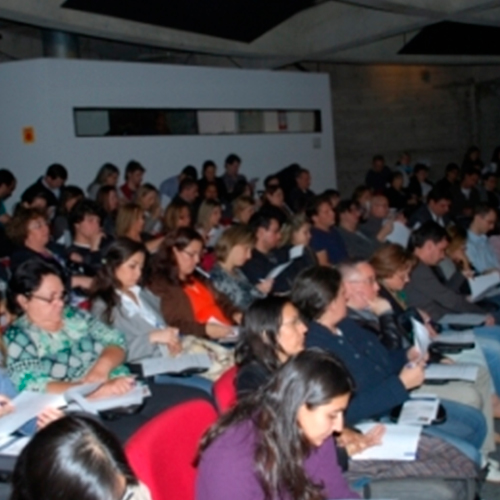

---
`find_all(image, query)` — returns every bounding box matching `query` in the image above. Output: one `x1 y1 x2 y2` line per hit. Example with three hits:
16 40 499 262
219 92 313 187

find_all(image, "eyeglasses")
347 277 376 285
28 291 68 305
182 249 201 260
28 220 48 231
281 317 304 328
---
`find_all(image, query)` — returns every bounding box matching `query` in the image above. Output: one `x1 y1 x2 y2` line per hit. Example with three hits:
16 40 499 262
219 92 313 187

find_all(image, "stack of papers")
424 364 478 382
398 394 439 426
352 423 421 461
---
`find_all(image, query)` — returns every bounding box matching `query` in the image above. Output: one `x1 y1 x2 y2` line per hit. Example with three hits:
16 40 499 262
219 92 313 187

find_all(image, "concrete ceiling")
0 0 500 67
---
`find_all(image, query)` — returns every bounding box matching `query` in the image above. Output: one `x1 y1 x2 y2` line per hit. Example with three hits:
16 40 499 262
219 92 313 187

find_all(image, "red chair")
125 399 218 500
213 365 237 413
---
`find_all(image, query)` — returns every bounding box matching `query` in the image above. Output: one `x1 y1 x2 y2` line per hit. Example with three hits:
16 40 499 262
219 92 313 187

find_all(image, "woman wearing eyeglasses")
148 227 239 340
7 207 93 292
5 258 133 397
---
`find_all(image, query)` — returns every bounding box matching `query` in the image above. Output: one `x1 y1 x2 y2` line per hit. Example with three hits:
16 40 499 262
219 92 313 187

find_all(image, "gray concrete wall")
312 63 500 196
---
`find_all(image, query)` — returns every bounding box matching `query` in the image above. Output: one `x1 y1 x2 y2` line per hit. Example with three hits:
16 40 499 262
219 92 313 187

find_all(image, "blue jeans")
423 398 485 465
473 325 500 394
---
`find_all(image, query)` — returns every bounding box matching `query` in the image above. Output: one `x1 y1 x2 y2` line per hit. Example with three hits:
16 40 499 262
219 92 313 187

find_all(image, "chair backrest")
125 399 218 500
213 365 237 413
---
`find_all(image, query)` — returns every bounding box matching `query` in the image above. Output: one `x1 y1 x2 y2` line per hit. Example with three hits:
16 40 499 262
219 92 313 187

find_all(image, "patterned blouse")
5 307 129 392
210 264 264 311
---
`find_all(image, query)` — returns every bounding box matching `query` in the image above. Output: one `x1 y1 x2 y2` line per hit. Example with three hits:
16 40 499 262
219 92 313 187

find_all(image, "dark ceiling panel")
400 21 500 55
62 0 316 43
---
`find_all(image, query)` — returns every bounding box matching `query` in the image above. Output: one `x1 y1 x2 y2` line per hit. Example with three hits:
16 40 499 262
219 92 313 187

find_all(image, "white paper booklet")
352 423 421 461
65 383 148 414
0 391 66 437
438 314 487 326
432 330 475 345
424 364 478 382
265 261 293 280
411 318 431 359
468 272 500 302
140 353 212 377
386 221 411 248
398 394 439 426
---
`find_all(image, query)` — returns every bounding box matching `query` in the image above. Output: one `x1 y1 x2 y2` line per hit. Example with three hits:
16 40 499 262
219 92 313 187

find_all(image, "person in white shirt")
466 204 500 273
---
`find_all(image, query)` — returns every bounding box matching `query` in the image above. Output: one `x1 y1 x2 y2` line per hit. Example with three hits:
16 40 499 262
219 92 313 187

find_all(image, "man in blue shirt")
306 194 347 265
466 204 500 273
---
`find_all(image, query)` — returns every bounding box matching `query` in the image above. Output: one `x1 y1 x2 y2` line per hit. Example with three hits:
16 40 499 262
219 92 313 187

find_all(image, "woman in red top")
148 227 240 339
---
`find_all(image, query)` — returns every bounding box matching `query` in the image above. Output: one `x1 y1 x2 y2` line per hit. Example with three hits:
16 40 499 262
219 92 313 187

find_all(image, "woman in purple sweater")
196 349 359 500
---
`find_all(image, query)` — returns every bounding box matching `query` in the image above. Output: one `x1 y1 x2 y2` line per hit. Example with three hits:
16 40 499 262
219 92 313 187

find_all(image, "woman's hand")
337 425 385 457
0 395 14 418
150 327 182 356
206 323 235 339
256 279 274 295
87 377 135 400
37 407 64 430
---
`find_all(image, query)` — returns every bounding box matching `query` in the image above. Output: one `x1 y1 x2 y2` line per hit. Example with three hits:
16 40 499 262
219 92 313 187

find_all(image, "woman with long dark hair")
196 349 358 500
148 227 239 339
10 415 151 500
90 238 181 362
235 296 306 396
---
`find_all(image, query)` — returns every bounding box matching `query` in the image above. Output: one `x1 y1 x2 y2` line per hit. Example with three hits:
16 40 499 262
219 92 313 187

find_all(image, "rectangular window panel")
74 108 321 137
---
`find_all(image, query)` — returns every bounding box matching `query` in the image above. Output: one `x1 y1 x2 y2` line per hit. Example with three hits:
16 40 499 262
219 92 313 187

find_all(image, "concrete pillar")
42 29 79 58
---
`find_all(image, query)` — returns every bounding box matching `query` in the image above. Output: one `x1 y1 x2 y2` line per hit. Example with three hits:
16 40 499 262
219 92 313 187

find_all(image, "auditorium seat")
125 399 218 500
213 365 237 413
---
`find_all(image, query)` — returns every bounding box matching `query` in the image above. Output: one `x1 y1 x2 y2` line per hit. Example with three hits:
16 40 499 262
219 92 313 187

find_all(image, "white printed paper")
386 221 411 248
352 423 421 461
65 383 147 414
468 272 500 302
0 391 66 437
265 261 293 280
398 395 439 426
424 364 478 382
411 318 431 360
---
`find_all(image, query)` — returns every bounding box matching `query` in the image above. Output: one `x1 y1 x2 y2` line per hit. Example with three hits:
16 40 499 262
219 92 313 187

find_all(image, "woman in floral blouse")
5 258 133 398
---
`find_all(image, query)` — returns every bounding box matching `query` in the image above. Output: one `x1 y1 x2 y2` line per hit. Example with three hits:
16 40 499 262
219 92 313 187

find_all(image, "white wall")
0 59 335 208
